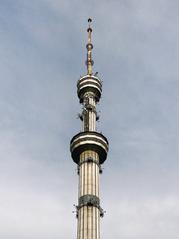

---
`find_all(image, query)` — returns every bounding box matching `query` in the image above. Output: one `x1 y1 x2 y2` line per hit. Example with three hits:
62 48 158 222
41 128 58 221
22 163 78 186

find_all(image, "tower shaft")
78 151 100 239
70 19 108 239
82 93 96 131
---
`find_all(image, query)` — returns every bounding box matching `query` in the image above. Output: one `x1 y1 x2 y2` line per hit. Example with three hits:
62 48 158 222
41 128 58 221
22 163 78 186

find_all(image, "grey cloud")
0 0 178 238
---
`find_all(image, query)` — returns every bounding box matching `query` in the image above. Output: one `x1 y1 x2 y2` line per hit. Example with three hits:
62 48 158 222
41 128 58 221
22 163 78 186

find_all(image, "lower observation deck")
70 131 108 165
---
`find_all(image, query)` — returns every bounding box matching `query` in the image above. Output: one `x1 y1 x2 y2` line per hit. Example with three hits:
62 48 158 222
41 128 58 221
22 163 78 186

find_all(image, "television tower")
70 19 109 239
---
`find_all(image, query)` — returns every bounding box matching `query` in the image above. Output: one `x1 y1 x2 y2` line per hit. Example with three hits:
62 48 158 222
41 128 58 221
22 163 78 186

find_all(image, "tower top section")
86 18 94 75
77 19 102 103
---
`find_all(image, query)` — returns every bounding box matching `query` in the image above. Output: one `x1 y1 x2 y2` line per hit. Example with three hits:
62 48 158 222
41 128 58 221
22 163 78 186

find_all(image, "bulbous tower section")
70 19 109 239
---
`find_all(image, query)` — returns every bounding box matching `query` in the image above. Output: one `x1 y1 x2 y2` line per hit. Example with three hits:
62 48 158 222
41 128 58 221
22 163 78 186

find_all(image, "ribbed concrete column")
77 150 100 239
83 94 96 132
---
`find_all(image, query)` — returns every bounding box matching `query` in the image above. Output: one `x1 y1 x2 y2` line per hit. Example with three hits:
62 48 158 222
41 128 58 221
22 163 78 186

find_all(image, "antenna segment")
86 18 94 75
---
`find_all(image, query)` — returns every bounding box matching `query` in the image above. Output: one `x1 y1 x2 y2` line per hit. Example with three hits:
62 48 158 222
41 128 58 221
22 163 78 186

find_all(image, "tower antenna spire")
86 18 94 75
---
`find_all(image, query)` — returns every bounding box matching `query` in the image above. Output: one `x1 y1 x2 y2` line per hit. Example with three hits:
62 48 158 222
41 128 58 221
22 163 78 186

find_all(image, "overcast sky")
0 0 179 238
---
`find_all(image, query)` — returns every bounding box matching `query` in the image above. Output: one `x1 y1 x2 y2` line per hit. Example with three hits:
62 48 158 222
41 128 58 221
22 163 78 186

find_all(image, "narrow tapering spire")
86 18 94 75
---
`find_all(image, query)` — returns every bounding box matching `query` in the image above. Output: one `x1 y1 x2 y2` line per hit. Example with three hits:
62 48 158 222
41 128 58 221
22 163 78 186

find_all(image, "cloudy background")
0 0 179 238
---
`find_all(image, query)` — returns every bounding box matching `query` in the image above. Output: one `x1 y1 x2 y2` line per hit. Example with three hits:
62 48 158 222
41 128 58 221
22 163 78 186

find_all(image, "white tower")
70 19 109 239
